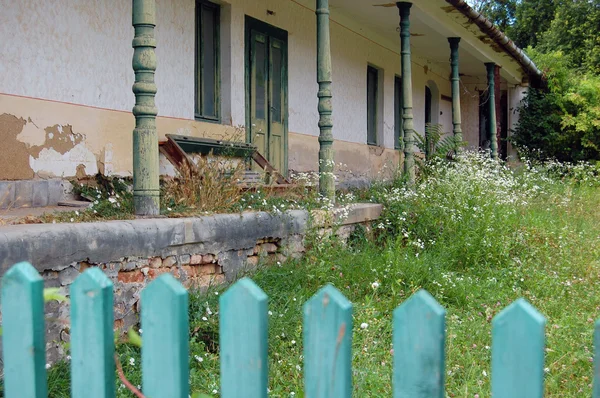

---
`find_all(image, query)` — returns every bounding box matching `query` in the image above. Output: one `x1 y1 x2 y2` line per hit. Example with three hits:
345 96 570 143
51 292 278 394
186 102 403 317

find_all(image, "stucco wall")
0 0 455 180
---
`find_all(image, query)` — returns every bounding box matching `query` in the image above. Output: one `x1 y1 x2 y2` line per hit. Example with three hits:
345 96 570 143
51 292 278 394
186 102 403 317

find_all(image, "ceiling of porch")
326 0 526 84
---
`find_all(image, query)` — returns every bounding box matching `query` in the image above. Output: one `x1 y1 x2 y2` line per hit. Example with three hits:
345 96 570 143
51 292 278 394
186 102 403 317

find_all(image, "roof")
445 0 543 83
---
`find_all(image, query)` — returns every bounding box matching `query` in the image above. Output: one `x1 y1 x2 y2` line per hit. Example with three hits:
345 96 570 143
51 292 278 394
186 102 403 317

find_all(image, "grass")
37 152 600 397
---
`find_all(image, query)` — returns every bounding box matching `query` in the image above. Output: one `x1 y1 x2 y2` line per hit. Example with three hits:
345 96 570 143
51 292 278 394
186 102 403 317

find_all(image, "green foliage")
510 0 557 49
511 50 600 162
414 124 464 161
43 288 68 303
127 327 142 348
536 0 600 74
471 0 517 32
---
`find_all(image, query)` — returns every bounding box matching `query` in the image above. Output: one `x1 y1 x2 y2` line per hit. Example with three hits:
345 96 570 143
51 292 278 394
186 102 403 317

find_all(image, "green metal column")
485 62 498 159
448 38 462 149
397 2 415 184
132 0 160 215
316 0 335 201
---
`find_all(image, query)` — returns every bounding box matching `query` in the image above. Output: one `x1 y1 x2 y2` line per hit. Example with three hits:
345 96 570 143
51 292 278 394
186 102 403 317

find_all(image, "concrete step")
0 179 67 209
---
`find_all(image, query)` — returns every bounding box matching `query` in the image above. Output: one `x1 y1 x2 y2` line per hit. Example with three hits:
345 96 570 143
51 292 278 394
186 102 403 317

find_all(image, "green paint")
244 17 289 177
393 290 446 398
448 38 463 149
397 2 415 184
485 62 498 159
316 0 335 201
195 0 221 122
141 274 189 397
1 262 47 398
70 268 115 398
303 284 353 397
132 0 160 215
220 278 269 398
394 75 404 150
492 299 546 398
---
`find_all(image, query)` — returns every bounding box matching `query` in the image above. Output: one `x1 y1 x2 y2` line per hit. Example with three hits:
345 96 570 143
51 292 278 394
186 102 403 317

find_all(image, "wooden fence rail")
0 261 597 397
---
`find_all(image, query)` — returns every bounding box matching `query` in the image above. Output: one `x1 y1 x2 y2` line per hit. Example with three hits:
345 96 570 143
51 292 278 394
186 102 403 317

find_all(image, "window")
195 0 220 121
367 66 379 145
394 76 403 149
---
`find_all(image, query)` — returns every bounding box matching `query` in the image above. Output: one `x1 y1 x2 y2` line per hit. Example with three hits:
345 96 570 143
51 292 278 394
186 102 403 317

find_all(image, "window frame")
195 0 221 122
366 65 379 146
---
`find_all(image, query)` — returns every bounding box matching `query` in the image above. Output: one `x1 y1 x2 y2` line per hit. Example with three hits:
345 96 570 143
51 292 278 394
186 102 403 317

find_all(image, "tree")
471 0 517 32
537 0 600 74
510 0 557 49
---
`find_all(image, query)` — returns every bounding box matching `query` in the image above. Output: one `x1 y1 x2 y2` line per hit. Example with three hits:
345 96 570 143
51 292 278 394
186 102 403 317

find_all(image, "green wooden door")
246 17 288 176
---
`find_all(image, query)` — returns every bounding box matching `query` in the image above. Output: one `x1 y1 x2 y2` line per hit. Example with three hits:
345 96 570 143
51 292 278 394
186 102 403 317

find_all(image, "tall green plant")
511 50 600 162
414 124 464 160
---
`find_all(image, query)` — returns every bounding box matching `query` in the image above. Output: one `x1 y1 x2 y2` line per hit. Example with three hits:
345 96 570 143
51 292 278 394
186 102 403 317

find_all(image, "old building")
0 0 541 209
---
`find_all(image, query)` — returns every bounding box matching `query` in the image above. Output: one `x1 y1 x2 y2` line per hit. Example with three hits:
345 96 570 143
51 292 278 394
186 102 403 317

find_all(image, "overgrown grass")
42 151 600 397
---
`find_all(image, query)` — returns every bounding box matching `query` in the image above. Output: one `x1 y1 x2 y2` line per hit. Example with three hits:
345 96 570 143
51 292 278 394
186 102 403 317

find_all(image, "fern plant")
414 123 464 160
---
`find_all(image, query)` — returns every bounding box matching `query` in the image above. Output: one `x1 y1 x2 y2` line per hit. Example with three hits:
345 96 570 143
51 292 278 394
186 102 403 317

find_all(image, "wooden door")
246 17 288 176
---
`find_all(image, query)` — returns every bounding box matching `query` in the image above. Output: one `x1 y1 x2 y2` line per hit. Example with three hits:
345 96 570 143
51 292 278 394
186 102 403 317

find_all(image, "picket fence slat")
303 284 353 398
141 274 189 398
220 277 268 398
594 320 600 398
70 268 115 398
1 262 47 398
393 289 446 398
492 298 546 398
6 261 598 398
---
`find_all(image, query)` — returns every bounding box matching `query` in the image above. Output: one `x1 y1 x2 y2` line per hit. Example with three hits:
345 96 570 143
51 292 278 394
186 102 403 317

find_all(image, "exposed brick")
78 261 91 273
181 265 197 277
162 256 177 268
114 319 124 330
148 267 179 280
202 254 215 264
190 254 203 265
247 256 259 267
261 243 278 254
181 264 217 278
149 257 162 269
179 254 191 265
118 270 144 284
183 273 226 289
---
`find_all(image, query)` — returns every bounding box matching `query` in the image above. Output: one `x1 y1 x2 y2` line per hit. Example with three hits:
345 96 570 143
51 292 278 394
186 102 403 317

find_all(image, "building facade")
0 0 540 206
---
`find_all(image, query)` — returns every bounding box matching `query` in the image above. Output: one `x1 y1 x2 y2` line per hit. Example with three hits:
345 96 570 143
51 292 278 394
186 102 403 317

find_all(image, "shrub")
511 49 600 162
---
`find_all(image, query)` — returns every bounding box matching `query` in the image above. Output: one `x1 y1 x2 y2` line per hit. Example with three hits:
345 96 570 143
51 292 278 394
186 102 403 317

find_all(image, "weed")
38 150 600 397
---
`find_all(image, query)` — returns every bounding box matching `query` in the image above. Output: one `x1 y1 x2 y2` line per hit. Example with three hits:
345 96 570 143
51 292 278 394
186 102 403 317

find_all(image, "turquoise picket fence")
1 261 599 397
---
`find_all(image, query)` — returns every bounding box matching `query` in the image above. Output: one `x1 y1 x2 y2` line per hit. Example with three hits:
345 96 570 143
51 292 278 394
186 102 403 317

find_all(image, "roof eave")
445 0 543 84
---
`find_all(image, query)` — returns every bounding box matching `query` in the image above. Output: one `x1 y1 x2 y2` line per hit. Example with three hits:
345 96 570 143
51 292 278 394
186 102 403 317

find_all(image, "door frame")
244 16 289 176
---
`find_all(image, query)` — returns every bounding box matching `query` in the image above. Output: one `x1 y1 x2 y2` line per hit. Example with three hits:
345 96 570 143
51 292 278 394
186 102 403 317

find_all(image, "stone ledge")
0 210 309 276
0 204 380 364
311 203 383 227
0 179 65 209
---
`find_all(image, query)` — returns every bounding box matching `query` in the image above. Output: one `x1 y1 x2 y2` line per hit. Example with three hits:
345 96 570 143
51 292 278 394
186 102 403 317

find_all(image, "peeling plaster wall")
1 0 456 180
